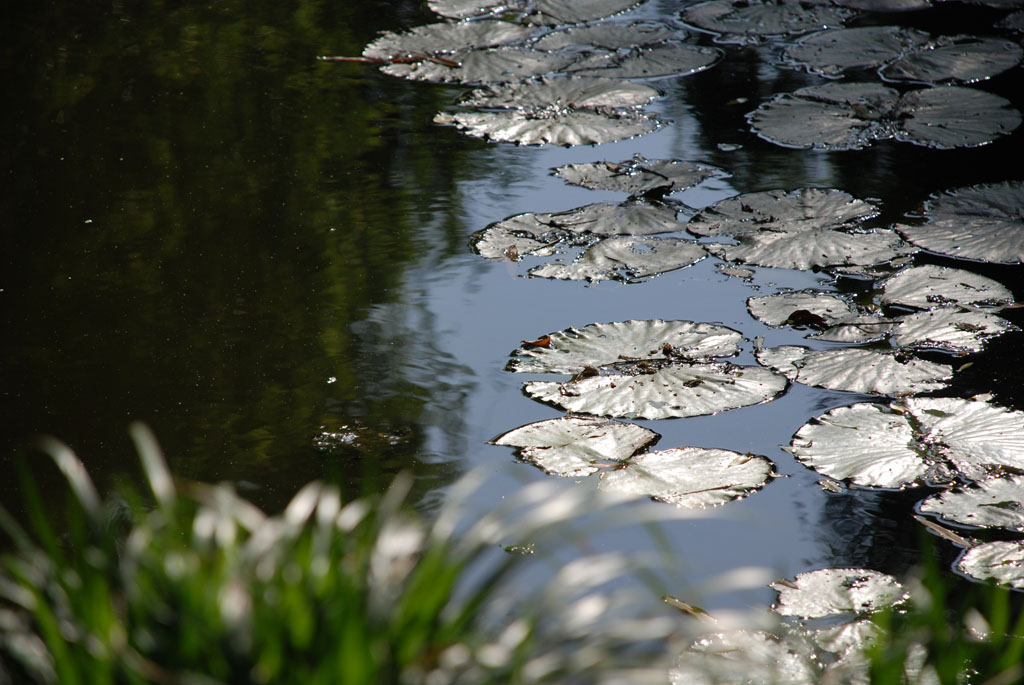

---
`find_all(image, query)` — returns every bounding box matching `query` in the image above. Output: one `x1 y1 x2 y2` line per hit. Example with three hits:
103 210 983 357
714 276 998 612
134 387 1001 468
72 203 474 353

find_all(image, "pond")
2 0 1023 618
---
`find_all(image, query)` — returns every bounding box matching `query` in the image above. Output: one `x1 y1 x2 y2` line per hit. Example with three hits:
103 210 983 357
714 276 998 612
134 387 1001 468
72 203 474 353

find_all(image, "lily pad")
919 475 1024 531
524 360 787 419
681 0 856 44
507 319 743 374
553 156 728 197
363 20 533 60
597 447 776 507
382 47 575 85
428 0 643 24
747 291 891 343
686 188 879 237
771 568 907 618
529 236 706 282
671 630 821 685
566 43 724 79
891 308 1019 354
783 26 931 77
435 109 662 146
880 265 1015 310
894 181 1024 264
491 416 659 477
957 540 1024 589
998 10 1024 32
707 225 914 271
460 76 660 109
755 346 951 396
879 35 1023 84
789 398 1024 488
532 21 690 50
834 0 932 10
747 82 1021 150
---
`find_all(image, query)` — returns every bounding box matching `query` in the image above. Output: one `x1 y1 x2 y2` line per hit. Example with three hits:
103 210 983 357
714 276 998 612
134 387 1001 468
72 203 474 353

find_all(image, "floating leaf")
756 346 951 395
681 0 855 44
435 109 662 146
491 416 659 477
363 20 533 60
428 0 643 24
782 26 931 77
597 447 776 507
707 226 914 271
891 307 1019 354
957 540 1024 589
383 47 575 84
880 35 1023 84
507 319 743 374
566 43 723 79
894 181 1024 264
747 291 890 343
998 10 1024 32
834 0 932 10
524 361 787 419
772 568 907 618
460 76 660 109
671 630 821 685
790 398 1024 488
532 20 689 50
919 475 1024 531
748 82 1021 150
553 156 728 196
880 264 1014 310
529 236 706 282
686 188 879 237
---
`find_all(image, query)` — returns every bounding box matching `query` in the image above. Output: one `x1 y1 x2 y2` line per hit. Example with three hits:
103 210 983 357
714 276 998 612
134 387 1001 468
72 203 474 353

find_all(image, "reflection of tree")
0 0 487 513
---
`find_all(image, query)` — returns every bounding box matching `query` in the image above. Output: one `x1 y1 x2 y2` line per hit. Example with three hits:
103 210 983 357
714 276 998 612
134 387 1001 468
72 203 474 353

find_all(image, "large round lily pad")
782 26 930 77
435 109 662 146
528 236 706 282
428 0 642 24
707 226 914 271
789 398 1024 488
681 0 855 44
686 188 879 237
383 47 575 85
747 82 1021 150
891 308 1018 354
879 36 1023 84
566 43 723 79
747 291 891 343
492 416 659 477
524 361 787 419
957 541 1024 589
771 568 907 618
460 76 660 109
894 181 1024 264
553 156 728 196
507 319 743 374
363 20 533 60
756 346 951 396
532 21 690 50
671 630 821 685
919 475 1024 531
880 265 1014 310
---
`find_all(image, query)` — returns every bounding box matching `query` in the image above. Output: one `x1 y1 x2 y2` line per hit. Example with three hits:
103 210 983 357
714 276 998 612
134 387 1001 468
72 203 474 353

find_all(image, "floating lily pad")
553 156 728 196
880 265 1015 310
998 10 1024 32
919 475 1024 531
597 447 776 507
895 181 1024 264
789 398 1024 488
532 20 690 50
879 35 1023 84
681 0 855 44
891 308 1018 354
507 319 743 374
566 43 724 79
671 630 820 685
756 346 951 396
460 76 660 109
491 416 659 477
748 82 1021 150
428 0 643 24
747 291 891 343
707 226 914 271
782 26 931 77
957 540 1024 589
524 360 787 419
834 0 932 10
383 47 575 85
435 108 662 146
772 568 907 618
686 188 879 237
363 20 533 60
529 236 706 282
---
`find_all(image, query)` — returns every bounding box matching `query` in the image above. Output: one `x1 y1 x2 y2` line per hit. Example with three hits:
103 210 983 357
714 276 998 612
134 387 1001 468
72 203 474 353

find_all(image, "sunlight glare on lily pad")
528 236 706 282
681 0 855 44
553 156 728 196
891 307 1018 354
686 188 879 237
772 568 907 618
428 0 643 24
958 541 1024 589
880 264 1015 310
919 475 1024 532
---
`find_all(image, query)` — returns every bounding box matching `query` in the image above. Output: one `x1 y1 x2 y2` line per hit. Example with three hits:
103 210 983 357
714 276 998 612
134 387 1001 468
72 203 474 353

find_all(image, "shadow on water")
0 0 489 515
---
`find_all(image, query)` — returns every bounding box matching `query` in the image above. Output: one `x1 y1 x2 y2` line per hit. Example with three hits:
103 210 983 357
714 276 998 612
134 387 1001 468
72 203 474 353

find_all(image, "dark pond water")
3 0 1023 611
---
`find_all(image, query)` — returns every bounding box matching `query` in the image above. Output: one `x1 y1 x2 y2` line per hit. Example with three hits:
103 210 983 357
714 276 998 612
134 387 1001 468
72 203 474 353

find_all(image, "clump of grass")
0 423 687 684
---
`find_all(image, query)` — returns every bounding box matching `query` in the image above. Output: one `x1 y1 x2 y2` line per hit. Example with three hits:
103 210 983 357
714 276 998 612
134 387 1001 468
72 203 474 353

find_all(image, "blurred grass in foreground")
0 424 691 684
